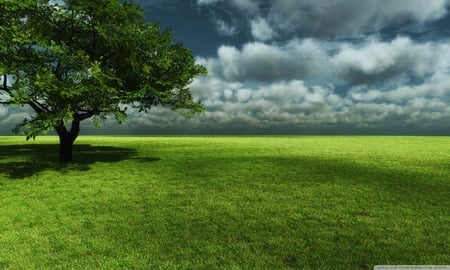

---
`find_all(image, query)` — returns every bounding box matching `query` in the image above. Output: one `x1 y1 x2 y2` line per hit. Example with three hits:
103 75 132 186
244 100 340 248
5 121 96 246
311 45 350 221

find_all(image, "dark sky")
1 0 450 135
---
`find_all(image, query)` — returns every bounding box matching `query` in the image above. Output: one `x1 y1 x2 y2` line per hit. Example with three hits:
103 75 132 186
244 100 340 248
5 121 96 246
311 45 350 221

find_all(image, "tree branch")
74 111 94 121
55 121 68 136
0 75 12 94
28 100 45 113
1 75 15 105
1 74 7 90
27 98 51 114
0 75 51 113
0 87 13 95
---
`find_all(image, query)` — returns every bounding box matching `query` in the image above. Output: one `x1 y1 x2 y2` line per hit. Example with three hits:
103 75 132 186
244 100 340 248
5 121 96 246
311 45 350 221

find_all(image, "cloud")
269 0 449 37
180 36 450 134
196 0 449 39
95 66 449 134
199 35 450 87
214 19 237 36
349 70 450 105
250 17 276 41
188 79 343 130
0 107 32 135
195 0 260 37
196 0 220 4
334 37 445 85
199 39 328 82
0 106 8 121
196 0 259 12
195 0 247 37
229 0 259 13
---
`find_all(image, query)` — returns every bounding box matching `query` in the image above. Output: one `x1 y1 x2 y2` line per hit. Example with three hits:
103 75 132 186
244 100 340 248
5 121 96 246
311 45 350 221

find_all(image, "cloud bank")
197 0 449 39
182 36 450 134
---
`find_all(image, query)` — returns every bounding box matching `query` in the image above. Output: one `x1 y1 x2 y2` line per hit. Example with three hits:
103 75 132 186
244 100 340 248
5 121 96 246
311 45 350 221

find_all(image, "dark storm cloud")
268 0 448 37
195 0 450 40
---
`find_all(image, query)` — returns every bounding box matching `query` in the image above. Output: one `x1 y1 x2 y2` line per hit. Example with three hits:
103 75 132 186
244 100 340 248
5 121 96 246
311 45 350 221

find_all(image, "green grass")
0 136 449 269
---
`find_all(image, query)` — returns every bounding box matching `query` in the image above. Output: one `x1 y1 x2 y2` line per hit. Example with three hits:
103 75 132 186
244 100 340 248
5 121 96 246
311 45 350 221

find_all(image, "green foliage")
0 136 449 269
0 0 206 138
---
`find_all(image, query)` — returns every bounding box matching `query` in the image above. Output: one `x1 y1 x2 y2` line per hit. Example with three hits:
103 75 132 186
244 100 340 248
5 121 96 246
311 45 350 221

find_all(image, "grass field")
0 136 449 269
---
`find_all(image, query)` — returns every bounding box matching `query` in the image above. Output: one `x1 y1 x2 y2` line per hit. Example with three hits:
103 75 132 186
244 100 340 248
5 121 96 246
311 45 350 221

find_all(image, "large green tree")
0 0 206 161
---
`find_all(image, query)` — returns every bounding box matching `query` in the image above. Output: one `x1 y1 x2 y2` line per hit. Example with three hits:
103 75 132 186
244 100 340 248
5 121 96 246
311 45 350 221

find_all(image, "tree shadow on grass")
0 144 160 179
171 154 450 205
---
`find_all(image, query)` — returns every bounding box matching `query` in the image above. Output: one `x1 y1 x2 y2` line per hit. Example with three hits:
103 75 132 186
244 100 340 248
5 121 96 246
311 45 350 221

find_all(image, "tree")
0 0 206 162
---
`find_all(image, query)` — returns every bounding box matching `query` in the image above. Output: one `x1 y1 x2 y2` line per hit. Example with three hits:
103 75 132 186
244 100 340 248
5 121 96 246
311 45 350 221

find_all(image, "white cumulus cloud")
250 17 276 41
200 39 328 82
334 37 444 85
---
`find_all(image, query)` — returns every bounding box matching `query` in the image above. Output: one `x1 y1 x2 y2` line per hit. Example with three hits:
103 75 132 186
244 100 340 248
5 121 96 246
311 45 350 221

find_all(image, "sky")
1 0 450 135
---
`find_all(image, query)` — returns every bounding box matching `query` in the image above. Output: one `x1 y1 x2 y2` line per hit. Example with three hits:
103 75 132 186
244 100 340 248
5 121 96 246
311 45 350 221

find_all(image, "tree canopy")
0 0 206 161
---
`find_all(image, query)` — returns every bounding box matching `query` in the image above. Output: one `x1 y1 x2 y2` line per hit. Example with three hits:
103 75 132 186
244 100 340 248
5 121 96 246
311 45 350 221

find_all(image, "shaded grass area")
0 136 449 269
0 144 154 179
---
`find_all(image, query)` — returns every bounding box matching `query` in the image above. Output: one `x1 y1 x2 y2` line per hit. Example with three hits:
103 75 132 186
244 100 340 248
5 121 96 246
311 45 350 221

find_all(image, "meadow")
0 136 449 269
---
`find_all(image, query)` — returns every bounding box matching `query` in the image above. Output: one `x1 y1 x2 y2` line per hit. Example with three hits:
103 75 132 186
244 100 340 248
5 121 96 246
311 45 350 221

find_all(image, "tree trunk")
55 120 80 162
58 134 74 162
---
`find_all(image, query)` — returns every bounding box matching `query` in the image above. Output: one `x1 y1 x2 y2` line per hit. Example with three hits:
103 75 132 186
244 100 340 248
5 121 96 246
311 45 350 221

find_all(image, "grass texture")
0 136 449 269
